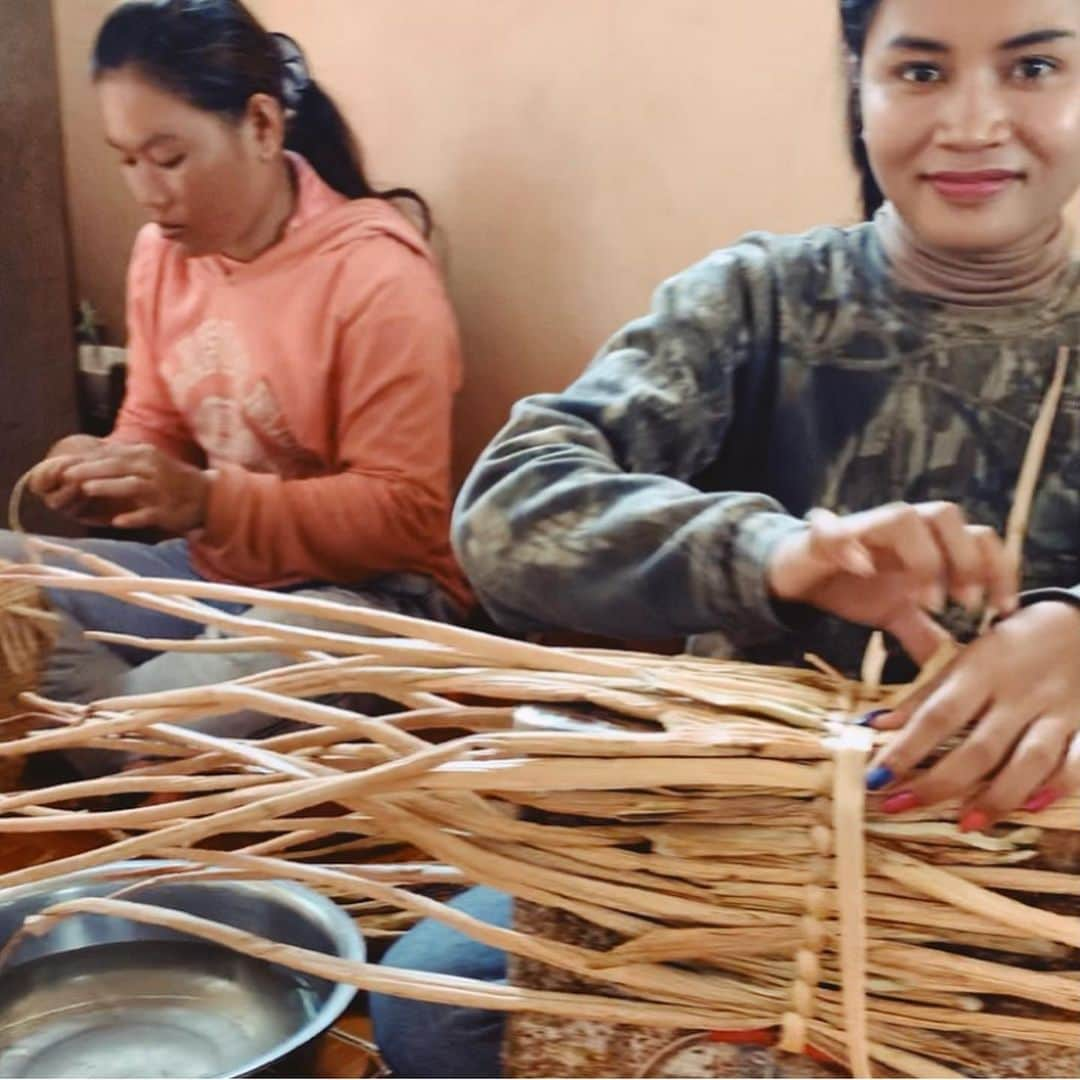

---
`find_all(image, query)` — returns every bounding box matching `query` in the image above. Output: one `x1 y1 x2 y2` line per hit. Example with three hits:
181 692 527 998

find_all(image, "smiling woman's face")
98 66 272 256
859 0 1080 251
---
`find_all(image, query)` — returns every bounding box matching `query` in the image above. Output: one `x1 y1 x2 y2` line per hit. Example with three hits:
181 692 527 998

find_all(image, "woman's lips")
924 170 1022 203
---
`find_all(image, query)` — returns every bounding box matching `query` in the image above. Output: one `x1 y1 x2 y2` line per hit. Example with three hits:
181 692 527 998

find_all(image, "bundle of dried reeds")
0 558 60 789
0 546 1074 1080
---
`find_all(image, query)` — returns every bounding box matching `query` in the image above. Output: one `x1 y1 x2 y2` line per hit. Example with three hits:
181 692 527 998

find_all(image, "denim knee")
370 887 510 1078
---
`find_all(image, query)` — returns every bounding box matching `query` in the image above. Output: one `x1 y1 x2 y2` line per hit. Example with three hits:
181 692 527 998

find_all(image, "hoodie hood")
171 151 432 284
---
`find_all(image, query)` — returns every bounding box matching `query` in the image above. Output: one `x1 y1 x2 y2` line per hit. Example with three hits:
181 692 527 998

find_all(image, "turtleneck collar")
873 201 1074 308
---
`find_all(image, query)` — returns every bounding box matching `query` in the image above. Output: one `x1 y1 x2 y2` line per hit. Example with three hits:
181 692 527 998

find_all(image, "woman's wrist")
192 468 217 530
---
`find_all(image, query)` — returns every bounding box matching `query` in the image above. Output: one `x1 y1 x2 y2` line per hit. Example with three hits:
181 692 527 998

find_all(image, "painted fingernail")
959 809 990 833
883 790 921 814
1022 789 1061 814
857 709 890 728
865 764 895 792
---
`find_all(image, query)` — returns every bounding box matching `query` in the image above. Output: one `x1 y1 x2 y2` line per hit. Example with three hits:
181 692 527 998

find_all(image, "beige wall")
53 0 856 480
53 0 146 342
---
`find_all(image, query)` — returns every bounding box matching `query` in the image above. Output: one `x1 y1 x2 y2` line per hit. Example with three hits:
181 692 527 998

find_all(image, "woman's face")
859 0 1080 251
98 67 280 257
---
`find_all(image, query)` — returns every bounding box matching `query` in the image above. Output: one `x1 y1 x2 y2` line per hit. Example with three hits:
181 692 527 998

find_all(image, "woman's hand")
767 502 1018 663
866 600 1080 828
28 436 114 523
41 442 211 534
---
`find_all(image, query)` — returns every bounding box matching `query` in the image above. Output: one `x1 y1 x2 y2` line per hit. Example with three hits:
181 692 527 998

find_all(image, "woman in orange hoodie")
9 0 469 730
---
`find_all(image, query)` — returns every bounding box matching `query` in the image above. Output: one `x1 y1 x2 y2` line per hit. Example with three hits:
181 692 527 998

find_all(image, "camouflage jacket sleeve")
452 239 809 643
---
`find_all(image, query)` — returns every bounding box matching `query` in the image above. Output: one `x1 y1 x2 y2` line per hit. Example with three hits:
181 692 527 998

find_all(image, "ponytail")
285 76 432 235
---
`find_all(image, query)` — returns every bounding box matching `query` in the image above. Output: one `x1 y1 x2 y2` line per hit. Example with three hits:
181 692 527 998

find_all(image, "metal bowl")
0 860 363 1078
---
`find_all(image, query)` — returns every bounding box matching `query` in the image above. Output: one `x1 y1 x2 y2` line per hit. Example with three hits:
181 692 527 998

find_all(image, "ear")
244 92 286 161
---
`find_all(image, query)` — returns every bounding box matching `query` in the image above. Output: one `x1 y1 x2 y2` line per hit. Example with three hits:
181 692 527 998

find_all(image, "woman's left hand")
866 600 1080 829
60 442 212 533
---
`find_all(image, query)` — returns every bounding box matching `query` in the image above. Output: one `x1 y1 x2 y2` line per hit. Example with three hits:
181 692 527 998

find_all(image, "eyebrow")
887 28 1076 53
1001 29 1076 50
104 132 180 153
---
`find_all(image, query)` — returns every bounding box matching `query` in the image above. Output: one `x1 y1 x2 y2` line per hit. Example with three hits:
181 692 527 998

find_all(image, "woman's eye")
157 155 186 170
1012 56 1058 81
899 63 943 85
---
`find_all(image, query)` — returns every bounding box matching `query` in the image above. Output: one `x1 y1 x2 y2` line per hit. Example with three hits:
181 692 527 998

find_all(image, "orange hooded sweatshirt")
111 153 470 611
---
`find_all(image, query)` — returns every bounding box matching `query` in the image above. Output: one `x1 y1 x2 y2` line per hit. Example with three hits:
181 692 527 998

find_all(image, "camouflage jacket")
453 223 1080 675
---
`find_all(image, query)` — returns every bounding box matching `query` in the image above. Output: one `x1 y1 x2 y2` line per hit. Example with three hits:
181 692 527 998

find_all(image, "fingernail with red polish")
883 791 921 814
1023 789 1060 814
959 809 990 833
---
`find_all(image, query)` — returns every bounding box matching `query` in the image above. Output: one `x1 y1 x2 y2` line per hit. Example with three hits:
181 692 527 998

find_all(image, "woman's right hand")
27 435 112 522
766 502 1018 664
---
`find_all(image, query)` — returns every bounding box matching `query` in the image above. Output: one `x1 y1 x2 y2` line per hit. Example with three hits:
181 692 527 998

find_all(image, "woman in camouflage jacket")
375 1 1080 1074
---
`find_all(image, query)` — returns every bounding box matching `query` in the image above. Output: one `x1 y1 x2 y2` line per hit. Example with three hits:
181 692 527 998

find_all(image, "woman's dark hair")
839 0 886 220
92 0 432 235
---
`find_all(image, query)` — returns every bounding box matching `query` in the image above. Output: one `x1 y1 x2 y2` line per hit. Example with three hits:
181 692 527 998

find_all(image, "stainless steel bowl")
0 860 362 1078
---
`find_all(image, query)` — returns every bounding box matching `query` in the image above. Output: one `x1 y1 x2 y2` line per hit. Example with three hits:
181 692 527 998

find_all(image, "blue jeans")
11 535 241 653
0 531 461 743
370 887 509 1078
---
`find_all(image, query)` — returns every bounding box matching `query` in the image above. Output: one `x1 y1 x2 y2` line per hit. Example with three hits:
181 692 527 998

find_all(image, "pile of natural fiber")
0 548 1074 1079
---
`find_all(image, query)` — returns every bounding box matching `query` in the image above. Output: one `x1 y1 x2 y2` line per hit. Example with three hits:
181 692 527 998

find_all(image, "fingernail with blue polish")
865 764 895 791
857 709 890 728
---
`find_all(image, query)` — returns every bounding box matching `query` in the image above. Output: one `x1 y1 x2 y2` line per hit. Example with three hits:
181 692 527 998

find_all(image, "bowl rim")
0 858 364 1078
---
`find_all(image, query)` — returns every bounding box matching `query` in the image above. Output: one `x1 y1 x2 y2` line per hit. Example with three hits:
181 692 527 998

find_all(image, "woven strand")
778 766 834 1055
827 722 874 1079
1002 347 1071 586
7 469 30 539
0 469 58 685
